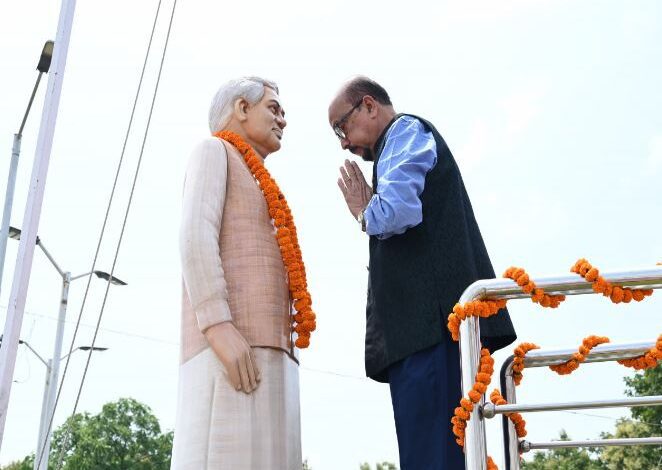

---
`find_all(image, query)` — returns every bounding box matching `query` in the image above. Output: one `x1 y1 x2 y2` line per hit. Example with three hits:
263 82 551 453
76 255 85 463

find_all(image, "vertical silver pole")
36 273 70 470
460 314 488 470
0 0 77 449
504 368 520 470
34 359 52 470
0 134 22 298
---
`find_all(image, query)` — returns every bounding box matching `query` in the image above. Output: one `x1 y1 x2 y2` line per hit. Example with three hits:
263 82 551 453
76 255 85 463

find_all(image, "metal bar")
0 135 22 300
500 358 520 470
523 342 655 368
19 341 49 368
37 242 64 278
521 437 662 452
468 267 662 302
484 395 662 417
19 72 44 136
0 0 77 449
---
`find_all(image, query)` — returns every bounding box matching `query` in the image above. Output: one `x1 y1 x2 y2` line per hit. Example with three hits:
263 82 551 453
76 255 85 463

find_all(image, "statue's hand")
337 159 372 219
205 322 261 394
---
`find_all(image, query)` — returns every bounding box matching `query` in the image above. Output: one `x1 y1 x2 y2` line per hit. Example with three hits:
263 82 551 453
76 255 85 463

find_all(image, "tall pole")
0 0 76 449
0 71 44 299
34 273 69 470
34 359 52 470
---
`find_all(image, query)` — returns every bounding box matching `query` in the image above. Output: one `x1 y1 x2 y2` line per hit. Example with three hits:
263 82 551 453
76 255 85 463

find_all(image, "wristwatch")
357 209 367 232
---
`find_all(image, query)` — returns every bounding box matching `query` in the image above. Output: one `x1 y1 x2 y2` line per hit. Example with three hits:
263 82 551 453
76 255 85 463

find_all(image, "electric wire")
53 1 178 467
33 0 166 467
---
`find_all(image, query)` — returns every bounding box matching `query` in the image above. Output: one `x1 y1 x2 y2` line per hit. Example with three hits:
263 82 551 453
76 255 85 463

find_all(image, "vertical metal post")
504 365 520 470
460 313 488 470
0 0 77 449
34 359 52 470
0 134 22 297
35 273 70 470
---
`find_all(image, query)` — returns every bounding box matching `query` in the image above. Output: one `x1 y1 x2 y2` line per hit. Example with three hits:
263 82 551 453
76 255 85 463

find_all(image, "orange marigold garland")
452 348 495 446
512 342 540 386
490 389 527 438
618 334 662 370
549 335 610 375
503 267 566 308
571 259 653 304
214 131 315 348
447 299 507 341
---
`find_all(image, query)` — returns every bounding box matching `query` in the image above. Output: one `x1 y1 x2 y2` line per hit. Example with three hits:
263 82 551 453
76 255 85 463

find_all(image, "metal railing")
458 266 662 470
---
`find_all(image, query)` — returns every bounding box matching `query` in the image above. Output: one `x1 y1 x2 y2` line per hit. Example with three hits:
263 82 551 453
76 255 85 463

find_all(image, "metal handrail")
458 266 662 470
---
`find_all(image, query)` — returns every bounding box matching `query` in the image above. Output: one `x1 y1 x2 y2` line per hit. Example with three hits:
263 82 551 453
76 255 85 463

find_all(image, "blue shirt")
364 115 438 239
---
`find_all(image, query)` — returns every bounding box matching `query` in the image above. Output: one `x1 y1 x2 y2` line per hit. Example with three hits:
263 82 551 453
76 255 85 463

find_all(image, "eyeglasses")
332 99 363 140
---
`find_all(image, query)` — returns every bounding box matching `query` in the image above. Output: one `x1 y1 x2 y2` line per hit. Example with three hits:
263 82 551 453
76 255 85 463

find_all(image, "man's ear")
364 95 378 116
233 98 250 122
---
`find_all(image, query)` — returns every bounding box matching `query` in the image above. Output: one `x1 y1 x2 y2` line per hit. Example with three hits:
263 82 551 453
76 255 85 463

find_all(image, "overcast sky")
1 0 661 468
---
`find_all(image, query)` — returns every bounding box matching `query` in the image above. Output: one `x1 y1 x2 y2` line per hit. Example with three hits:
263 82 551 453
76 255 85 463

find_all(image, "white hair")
208 76 279 134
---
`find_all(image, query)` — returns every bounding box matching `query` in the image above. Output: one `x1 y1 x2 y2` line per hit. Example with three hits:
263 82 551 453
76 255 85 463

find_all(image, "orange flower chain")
512 342 540 386
572 258 653 303
489 389 527 439
619 334 662 370
503 267 566 308
451 348 500 469
452 348 495 447
549 335 610 375
214 131 316 348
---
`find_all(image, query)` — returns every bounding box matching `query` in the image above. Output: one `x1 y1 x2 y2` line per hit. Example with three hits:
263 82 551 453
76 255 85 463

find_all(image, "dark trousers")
388 340 466 470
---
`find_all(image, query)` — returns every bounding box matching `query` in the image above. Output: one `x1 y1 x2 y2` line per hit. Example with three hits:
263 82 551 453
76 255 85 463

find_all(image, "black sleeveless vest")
365 114 516 382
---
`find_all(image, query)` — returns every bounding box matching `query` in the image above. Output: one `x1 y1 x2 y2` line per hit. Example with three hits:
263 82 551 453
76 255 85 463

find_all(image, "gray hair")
208 76 279 133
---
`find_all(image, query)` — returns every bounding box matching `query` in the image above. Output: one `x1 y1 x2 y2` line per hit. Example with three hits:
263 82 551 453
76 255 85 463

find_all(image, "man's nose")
276 115 287 129
340 138 350 150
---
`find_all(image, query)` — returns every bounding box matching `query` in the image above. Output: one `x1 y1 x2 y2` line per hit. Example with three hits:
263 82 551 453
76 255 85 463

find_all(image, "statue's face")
243 87 286 156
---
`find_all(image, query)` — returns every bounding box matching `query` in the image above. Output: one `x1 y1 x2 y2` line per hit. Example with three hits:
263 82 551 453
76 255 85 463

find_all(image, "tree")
521 365 662 470
3 398 172 470
599 365 662 469
520 430 605 470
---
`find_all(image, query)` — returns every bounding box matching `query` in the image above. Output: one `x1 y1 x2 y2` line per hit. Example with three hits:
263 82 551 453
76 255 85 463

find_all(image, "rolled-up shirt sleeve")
180 137 233 332
364 116 437 239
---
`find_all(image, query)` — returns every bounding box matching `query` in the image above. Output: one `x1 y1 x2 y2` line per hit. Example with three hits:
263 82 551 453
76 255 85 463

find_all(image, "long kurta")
171 137 301 470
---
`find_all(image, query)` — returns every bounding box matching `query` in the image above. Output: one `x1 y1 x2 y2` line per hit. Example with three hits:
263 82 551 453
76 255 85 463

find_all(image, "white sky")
1 0 661 468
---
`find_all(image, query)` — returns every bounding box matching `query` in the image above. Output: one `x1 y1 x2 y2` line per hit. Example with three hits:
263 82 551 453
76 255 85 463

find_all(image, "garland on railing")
452 348 495 447
618 334 662 370
572 259 653 303
512 342 540 386
548 335 610 375
446 259 659 469
490 389 527 439
503 267 566 308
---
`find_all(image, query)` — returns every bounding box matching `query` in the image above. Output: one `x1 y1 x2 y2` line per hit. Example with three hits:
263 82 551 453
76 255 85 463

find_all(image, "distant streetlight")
0 40 54 301
0 337 108 469
4 226 126 470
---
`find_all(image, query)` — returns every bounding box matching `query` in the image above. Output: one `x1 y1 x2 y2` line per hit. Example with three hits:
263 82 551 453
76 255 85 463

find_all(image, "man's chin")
350 146 374 162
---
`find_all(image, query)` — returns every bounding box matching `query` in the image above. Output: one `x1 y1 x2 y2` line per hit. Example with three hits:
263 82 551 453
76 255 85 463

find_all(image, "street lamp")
2 338 107 470
0 41 54 300
4 226 126 470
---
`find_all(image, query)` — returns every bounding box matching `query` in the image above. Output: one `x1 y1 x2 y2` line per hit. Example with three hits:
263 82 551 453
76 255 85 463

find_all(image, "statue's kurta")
171 137 301 469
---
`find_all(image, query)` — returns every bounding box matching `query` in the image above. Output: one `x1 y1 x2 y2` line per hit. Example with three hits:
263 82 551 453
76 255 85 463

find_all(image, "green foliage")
624 365 662 428
522 365 662 470
3 398 172 470
520 431 605 470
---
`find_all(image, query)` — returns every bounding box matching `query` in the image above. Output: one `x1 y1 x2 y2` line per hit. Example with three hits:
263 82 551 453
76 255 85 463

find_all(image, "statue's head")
209 76 286 157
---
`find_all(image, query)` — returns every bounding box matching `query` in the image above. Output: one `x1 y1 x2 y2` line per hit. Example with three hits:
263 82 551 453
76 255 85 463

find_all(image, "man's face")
328 95 375 161
243 87 286 156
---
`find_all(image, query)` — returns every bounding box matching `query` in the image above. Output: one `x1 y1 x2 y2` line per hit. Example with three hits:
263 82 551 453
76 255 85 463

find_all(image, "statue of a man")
171 77 304 469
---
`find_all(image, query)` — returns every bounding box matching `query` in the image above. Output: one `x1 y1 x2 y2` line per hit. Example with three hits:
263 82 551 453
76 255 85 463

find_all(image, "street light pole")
0 0 77 449
0 41 53 300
